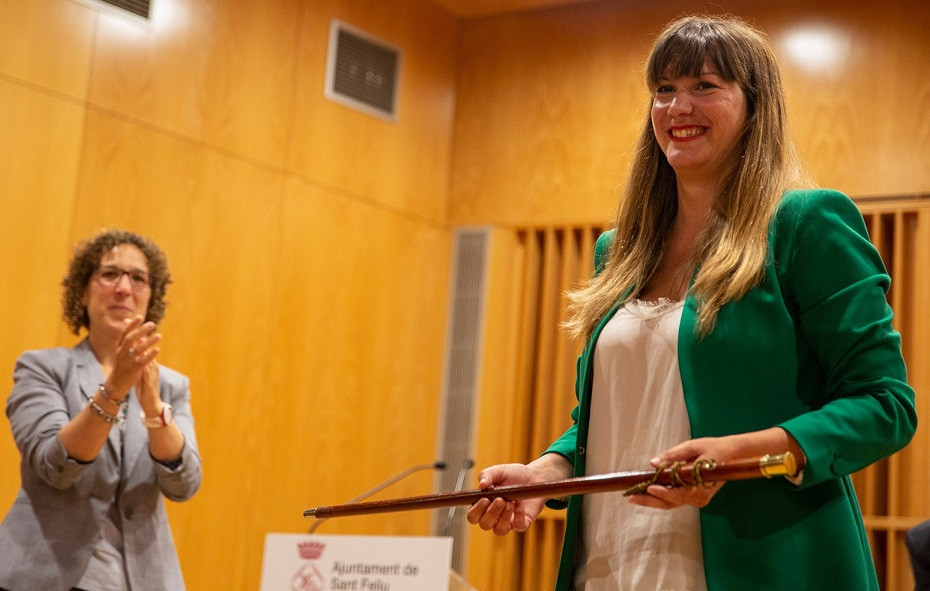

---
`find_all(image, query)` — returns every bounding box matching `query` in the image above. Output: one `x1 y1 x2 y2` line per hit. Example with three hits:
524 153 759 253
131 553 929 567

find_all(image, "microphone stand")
308 461 446 533
442 459 474 536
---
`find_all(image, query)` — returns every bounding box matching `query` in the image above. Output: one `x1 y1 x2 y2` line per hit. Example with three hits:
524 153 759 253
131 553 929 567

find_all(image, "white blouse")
574 299 706 591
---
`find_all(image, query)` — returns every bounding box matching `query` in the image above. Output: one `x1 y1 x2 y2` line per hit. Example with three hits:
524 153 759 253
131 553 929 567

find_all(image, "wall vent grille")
325 20 401 121
98 0 150 18
432 228 490 572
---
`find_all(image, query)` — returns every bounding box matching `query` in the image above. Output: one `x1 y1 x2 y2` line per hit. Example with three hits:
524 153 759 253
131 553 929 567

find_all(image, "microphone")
441 458 474 536
309 461 446 533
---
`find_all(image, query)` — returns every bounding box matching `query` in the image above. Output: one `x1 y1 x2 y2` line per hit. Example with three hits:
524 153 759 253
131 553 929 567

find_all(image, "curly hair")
62 229 172 335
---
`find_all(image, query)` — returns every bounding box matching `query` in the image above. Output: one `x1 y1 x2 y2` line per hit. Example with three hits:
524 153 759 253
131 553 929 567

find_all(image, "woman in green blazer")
468 15 916 591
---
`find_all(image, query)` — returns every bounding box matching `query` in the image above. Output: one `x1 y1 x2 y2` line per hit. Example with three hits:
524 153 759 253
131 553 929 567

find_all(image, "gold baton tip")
758 451 797 478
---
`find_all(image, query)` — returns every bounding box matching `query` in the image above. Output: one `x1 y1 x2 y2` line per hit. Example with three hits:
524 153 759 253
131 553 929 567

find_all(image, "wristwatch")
140 403 173 428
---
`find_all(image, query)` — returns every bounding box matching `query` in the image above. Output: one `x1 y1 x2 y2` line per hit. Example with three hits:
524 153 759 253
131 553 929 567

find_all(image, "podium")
448 568 479 591
260 533 475 591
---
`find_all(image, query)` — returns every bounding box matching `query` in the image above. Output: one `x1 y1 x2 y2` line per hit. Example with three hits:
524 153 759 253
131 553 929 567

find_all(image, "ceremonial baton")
303 452 797 520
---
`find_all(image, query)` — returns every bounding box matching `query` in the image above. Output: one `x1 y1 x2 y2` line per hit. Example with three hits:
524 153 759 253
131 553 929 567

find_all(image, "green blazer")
544 189 916 590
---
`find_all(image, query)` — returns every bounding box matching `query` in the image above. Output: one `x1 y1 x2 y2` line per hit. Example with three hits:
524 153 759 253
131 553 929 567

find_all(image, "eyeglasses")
95 265 151 291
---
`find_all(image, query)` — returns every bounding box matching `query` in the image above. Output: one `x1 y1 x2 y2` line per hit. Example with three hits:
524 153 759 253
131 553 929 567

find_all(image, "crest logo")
298 540 325 560
290 562 324 591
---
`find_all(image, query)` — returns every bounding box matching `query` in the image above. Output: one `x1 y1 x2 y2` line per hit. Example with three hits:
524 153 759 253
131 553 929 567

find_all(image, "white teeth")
671 128 704 138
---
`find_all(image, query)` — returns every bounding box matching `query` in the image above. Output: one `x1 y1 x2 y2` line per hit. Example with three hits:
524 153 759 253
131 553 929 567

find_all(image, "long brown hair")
565 15 811 339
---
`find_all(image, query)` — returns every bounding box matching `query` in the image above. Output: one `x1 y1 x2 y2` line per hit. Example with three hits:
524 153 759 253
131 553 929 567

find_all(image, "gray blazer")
0 339 202 591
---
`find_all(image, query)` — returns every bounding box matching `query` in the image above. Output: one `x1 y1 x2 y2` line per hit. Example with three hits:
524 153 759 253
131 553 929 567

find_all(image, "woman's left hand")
138 359 162 417
108 316 161 396
627 436 737 509
628 428 806 510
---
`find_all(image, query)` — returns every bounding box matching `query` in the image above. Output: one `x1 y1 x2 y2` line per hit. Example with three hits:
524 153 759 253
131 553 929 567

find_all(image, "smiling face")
81 243 152 338
651 58 748 184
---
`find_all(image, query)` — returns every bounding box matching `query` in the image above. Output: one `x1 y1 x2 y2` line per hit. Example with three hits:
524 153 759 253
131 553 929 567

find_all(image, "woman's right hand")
466 454 572 536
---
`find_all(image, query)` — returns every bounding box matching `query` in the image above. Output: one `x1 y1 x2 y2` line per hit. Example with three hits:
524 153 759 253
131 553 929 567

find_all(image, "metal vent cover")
324 20 401 121
98 0 150 18
431 228 490 573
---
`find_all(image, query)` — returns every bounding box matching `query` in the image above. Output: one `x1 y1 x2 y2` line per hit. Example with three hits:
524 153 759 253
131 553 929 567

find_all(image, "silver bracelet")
97 383 126 408
87 398 124 428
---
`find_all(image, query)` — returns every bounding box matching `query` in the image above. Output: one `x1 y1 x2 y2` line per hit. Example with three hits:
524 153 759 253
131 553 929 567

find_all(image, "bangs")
646 19 741 90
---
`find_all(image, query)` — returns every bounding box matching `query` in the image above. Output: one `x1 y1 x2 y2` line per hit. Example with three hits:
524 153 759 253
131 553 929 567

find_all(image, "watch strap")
140 403 172 428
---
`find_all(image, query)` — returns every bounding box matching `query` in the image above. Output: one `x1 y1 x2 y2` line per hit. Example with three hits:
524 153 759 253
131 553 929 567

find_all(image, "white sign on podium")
260 533 453 591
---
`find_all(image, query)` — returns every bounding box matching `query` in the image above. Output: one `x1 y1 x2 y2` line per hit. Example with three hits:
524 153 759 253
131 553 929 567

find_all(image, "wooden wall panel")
0 0 458 589
467 228 525 591
856 203 930 591
0 78 85 507
88 0 301 166
451 0 930 225
905 207 930 517
265 176 452 545
0 0 94 97
467 226 602 590
775 4 930 197
452 5 648 225
432 0 597 19
286 0 459 223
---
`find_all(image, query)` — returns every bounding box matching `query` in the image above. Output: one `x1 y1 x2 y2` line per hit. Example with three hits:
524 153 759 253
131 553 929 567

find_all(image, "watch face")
161 404 173 425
